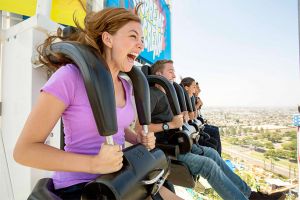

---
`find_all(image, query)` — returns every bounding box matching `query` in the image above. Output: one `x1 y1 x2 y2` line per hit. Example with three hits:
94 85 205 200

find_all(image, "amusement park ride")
0 0 299 199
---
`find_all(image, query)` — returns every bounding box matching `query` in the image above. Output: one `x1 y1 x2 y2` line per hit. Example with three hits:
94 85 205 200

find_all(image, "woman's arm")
14 92 123 174
124 127 138 144
125 126 155 150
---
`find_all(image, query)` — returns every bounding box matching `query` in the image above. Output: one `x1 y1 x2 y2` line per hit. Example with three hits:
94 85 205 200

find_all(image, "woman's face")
185 81 196 97
195 84 201 96
105 21 144 72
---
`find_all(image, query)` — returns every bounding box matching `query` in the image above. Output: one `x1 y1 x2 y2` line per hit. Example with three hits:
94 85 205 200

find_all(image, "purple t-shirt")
41 64 135 189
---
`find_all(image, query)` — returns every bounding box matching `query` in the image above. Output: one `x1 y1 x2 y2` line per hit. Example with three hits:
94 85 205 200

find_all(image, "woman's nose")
137 40 144 51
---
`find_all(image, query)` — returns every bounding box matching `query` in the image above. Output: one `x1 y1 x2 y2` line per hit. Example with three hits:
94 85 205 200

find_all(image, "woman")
13 6 181 200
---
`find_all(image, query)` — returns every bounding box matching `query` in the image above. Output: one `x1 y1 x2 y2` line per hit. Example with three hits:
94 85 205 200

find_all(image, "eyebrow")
129 30 144 40
129 30 138 34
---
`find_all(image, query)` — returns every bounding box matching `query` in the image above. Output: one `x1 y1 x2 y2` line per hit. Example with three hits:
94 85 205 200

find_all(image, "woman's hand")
137 130 156 150
90 144 123 174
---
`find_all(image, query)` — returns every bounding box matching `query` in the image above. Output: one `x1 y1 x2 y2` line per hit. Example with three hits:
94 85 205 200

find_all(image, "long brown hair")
38 5 141 71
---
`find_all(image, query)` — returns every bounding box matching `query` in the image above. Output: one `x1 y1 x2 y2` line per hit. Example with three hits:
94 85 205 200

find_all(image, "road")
223 145 297 178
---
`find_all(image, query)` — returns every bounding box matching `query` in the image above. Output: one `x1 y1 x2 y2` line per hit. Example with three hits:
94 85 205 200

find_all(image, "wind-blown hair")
38 5 142 71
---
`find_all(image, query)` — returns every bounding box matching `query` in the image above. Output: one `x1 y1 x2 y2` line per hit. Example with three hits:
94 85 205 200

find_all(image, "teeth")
129 52 138 58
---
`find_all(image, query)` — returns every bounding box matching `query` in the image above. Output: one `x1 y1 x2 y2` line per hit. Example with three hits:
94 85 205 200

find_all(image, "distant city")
197 106 298 199
202 106 296 128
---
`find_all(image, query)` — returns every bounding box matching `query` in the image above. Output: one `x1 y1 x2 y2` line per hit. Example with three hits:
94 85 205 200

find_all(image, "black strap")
60 118 65 150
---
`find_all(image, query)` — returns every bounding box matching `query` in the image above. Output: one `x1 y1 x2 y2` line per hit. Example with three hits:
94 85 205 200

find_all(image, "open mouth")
127 52 138 63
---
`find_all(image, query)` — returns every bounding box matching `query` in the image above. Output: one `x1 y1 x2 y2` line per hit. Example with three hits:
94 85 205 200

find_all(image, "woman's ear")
102 32 113 48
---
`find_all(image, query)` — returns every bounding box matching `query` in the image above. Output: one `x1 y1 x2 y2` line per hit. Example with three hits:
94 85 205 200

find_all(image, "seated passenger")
136 59 285 200
13 6 181 200
195 81 222 155
182 79 222 155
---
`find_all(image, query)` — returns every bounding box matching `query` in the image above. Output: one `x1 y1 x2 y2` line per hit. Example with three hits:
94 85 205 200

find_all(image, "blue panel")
105 0 121 7
293 114 300 126
105 0 172 64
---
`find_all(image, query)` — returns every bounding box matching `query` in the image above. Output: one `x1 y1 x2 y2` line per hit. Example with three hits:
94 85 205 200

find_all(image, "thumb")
138 129 146 136
112 144 122 151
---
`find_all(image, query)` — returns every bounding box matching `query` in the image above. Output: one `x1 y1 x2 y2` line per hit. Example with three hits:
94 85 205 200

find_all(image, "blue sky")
172 0 300 107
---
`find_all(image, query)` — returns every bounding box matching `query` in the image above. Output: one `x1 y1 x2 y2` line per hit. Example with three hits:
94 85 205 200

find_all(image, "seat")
180 84 211 143
173 82 200 144
29 178 61 200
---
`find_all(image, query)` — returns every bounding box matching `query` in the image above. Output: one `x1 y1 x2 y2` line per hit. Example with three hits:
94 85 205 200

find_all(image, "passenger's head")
195 82 201 96
92 7 144 72
39 6 144 72
181 77 196 97
151 60 176 82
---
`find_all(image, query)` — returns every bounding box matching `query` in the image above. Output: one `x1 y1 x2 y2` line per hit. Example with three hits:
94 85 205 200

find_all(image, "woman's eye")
131 35 137 39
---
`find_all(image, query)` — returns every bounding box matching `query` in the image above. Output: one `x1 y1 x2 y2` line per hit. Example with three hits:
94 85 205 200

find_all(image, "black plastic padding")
81 144 170 200
126 66 151 125
156 143 180 157
28 178 62 200
168 131 193 153
167 160 195 188
180 84 193 112
173 82 187 112
190 96 196 111
141 65 151 76
50 42 117 136
60 119 65 150
147 75 181 115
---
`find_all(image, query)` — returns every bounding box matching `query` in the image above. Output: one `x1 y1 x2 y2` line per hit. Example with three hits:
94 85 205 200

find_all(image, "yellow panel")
0 0 86 27
50 0 86 27
0 0 37 16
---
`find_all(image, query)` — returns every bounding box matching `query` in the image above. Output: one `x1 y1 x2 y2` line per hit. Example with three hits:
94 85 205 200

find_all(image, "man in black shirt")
149 86 183 143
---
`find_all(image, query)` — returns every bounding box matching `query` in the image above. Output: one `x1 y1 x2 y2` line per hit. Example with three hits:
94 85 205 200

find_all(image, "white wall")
1 14 60 200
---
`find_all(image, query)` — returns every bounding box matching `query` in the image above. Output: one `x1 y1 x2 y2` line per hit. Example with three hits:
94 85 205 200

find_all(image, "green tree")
264 149 276 159
268 133 282 143
252 140 263 148
286 131 296 140
228 137 239 145
276 149 290 159
262 131 271 140
282 140 296 151
289 151 297 161
264 141 274 149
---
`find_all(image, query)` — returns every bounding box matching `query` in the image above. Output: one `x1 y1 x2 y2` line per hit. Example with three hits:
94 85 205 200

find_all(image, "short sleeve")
150 87 174 123
41 64 79 107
